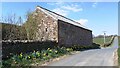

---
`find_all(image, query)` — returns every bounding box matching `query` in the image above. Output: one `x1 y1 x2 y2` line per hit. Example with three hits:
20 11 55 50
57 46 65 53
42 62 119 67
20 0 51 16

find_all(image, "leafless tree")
17 16 23 26
2 13 26 40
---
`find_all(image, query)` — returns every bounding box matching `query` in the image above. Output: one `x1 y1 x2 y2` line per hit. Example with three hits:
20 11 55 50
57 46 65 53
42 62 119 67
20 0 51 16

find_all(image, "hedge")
1 23 27 40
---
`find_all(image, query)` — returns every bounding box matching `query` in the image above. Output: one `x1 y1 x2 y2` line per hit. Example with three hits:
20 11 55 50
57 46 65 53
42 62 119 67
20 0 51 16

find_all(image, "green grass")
2 44 100 67
2 47 73 67
93 36 112 46
118 36 120 46
118 48 120 65
118 36 120 66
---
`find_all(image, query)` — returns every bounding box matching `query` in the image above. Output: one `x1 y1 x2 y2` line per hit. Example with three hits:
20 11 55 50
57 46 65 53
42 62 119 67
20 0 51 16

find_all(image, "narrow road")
46 37 118 66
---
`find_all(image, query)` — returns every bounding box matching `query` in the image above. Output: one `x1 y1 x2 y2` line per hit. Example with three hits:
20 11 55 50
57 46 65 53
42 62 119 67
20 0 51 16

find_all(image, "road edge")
113 49 118 66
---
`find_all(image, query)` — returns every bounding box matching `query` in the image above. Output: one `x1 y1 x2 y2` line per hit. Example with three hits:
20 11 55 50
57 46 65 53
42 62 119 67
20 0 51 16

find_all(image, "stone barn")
26 6 92 47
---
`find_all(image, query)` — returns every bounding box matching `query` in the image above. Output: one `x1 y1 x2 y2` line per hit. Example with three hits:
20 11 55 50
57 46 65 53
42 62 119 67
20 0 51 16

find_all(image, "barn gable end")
33 6 92 46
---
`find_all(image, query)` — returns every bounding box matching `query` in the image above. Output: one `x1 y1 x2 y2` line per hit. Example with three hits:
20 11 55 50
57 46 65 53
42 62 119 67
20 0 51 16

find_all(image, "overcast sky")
1 2 118 36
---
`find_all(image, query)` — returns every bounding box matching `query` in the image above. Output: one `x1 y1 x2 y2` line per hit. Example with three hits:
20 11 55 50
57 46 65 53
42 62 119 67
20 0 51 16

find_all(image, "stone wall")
2 40 57 59
34 8 58 42
58 20 92 47
26 7 92 46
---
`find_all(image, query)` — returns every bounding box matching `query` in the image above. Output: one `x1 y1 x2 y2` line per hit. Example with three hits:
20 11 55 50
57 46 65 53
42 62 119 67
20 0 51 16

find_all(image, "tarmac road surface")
46 37 118 66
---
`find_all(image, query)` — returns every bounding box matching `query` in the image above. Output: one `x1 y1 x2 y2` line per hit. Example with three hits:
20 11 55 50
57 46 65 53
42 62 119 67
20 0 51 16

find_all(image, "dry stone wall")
2 40 57 59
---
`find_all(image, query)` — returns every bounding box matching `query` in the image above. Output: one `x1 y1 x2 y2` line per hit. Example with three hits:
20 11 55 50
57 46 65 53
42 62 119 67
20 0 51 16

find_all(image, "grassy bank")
93 36 113 47
2 46 73 67
2 44 100 67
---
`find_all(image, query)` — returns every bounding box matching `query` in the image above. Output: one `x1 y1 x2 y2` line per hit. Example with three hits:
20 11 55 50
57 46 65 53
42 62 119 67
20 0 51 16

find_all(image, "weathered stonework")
35 7 58 42
32 6 92 46
58 20 92 46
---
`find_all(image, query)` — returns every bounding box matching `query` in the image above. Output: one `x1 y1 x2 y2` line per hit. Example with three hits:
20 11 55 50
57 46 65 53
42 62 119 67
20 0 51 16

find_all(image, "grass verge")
2 46 73 67
93 36 115 47
2 44 100 67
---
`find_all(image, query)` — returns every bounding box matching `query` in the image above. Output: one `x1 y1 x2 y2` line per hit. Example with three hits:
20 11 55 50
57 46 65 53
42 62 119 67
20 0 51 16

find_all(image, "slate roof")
36 6 92 31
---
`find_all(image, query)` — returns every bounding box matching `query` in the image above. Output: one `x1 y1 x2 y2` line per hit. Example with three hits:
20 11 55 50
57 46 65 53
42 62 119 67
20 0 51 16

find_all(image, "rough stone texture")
58 20 92 46
34 6 92 46
2 6 92 46
35 8 58 42
1 6 93 58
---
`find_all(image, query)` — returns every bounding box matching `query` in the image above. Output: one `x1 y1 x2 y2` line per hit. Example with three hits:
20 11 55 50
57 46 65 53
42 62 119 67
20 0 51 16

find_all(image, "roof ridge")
36 5 91 31
36 5 82 25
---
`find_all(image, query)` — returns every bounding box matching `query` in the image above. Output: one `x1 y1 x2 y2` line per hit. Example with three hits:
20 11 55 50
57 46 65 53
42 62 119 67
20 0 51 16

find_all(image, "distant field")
93 36 112 46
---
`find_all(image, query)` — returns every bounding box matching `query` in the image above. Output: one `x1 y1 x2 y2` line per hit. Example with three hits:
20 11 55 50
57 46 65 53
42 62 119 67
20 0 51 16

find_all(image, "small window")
45 28 47 32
